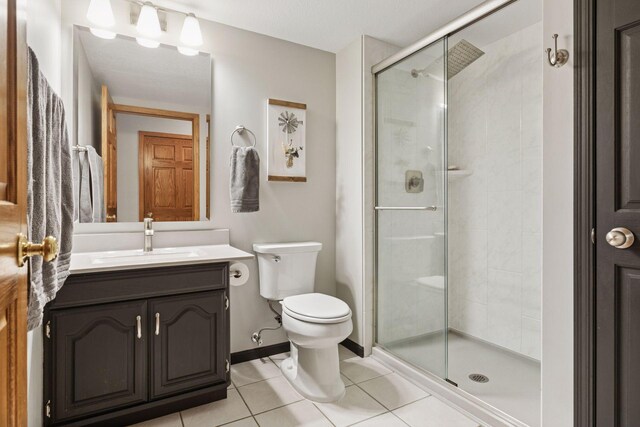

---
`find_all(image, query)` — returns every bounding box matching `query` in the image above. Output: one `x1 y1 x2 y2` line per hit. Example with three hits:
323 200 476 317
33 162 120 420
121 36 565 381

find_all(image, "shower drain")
468 373 490 383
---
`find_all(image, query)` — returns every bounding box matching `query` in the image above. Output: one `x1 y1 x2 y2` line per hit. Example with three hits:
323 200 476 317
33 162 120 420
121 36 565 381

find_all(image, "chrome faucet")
143 217 154 252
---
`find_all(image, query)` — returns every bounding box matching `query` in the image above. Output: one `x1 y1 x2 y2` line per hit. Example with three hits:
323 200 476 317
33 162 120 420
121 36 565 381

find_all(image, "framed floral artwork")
267 98 307 182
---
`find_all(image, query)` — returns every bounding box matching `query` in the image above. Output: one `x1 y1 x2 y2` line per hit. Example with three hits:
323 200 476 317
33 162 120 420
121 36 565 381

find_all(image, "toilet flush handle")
273 255 281 263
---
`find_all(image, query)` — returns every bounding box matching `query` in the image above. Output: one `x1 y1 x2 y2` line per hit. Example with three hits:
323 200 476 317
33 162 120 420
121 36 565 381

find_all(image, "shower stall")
373 0 542 426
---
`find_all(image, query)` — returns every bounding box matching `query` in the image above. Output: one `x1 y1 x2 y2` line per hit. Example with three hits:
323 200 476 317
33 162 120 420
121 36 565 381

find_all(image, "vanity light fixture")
177 46 199 56
86 0 116 39
136 1 162 39
180 13 203 47
136 37 160 49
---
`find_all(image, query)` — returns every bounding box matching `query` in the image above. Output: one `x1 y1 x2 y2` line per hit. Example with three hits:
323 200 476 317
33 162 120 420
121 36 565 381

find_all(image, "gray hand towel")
230 146 260 213
78 152 93 223
72 151 81 222
86 146 105 222
26 47 74 330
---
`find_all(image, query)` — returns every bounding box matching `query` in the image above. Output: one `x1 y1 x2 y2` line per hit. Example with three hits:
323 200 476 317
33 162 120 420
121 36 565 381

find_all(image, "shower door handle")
374 206 437 211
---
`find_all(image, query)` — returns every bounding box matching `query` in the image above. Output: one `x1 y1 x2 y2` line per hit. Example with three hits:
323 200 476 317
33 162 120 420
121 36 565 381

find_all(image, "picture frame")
267 98 307 182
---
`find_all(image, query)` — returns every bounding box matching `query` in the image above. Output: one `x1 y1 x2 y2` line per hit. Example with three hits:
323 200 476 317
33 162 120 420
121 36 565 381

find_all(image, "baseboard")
341 338 365 358
230 342 291 364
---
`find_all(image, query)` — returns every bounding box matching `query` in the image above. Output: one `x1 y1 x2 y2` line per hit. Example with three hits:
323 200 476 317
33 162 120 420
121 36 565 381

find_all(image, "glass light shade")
90 27 116 39
136 37 160 49
180 13 203 47
87 0 115 28
136 2 161 38
178 46 199 56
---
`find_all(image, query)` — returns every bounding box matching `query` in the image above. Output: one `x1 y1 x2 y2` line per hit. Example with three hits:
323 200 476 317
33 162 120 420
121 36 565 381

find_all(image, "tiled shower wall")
447 21 543 360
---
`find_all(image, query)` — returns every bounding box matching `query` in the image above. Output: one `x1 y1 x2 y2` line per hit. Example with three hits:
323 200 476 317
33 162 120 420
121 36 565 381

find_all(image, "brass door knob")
606 227 635 249
17 233 59 267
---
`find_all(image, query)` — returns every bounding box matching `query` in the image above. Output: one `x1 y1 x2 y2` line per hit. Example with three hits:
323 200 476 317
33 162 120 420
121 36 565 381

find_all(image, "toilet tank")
253 242 322 300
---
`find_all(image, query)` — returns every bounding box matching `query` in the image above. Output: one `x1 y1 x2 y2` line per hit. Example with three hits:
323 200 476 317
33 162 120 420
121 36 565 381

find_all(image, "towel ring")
230 125 257 148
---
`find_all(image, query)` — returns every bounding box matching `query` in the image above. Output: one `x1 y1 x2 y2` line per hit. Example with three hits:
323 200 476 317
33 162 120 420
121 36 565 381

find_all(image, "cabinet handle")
136 315 142 339
155 313 160 336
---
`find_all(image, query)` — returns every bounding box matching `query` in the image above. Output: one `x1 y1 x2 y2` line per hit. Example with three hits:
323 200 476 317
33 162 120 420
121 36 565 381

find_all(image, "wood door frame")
138 131 195 221
574 0 596 424
110 104 201 221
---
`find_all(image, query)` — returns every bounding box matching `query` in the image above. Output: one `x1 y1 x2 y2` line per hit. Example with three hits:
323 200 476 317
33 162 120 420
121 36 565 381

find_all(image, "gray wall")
542 0 574 424
62 0 337 353
74 34 101 153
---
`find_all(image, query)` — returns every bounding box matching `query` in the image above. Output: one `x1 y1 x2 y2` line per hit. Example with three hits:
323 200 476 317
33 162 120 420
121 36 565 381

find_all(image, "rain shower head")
411 39 485 80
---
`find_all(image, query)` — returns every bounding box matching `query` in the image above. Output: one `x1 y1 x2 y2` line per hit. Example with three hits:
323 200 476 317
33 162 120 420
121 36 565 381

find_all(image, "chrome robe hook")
546 34 569 68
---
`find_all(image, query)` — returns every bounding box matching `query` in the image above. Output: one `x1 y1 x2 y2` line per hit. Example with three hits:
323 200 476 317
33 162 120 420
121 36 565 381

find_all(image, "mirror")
73 25 211 223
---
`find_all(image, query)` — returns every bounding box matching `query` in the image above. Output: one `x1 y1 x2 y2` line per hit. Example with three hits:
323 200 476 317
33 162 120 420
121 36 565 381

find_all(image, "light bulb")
90 28 116 39
87 0 115 28
136 2 161 39
180 13 203 47
178 46 199 56
136 37 160 49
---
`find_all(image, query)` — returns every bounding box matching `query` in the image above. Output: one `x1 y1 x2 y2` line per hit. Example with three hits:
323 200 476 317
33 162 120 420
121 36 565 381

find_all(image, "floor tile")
128 412 182 427
314 385 386 427
220 417 258 427
338 344 358 360
340 357 393 384
393 397 477 427
181 389 251 427
359 373 429 410
351 412 408 426
237 376 303 414
255 400 332 427
230 358 282 387
341 373 353 386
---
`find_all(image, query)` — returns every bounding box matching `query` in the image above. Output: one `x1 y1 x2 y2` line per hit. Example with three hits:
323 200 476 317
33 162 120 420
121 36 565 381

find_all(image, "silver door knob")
606 227 635 249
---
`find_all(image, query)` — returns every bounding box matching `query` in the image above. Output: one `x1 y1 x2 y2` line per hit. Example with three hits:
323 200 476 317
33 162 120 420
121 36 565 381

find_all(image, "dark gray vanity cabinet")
44 263 230 427
49 301 149 422
150 292 227 399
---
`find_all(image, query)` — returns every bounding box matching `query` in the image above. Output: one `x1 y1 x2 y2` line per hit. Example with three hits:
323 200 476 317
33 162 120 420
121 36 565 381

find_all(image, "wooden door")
139 131 195 221
101 85 117 222
595 0 640 424
149 292 226 399
48 301 148 422
0 0 28 425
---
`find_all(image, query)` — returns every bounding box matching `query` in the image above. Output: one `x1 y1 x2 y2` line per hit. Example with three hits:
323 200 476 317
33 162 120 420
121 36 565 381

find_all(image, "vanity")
43 242 252 426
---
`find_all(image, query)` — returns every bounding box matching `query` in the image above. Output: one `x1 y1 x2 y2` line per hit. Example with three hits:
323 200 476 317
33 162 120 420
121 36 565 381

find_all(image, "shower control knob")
606 227 635 249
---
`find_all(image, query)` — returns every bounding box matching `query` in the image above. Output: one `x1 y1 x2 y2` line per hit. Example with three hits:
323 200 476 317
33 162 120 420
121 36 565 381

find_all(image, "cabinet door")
50 300 147 422
150 291 226 399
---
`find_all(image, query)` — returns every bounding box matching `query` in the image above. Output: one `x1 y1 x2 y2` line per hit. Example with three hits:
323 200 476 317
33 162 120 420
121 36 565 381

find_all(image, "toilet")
253 242 352 402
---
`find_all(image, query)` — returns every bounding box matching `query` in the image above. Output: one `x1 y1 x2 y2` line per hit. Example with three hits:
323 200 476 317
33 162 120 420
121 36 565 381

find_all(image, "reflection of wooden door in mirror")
0 0 28 424
101 85 117 222
139 132 196 222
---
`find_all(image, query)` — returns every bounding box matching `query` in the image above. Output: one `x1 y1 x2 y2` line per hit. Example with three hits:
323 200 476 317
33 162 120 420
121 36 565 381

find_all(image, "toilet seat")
282 293 351 324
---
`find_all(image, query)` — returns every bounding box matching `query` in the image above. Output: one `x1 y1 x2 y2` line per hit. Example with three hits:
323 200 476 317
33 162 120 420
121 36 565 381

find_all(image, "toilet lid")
282 293 351 322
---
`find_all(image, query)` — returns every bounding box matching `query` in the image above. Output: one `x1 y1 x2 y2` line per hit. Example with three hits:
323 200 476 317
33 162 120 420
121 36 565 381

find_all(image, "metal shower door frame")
370 0 519 387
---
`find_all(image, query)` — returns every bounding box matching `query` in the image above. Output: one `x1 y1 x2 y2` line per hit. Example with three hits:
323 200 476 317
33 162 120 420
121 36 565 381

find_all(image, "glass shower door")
375 38 448 378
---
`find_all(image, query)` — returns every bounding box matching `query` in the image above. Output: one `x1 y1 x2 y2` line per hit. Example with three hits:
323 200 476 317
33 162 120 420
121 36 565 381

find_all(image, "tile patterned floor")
130 345 481 427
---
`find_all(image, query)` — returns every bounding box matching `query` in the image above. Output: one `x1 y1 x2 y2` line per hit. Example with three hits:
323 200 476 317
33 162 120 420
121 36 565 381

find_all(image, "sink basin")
91 248 200 265
70 244 254 274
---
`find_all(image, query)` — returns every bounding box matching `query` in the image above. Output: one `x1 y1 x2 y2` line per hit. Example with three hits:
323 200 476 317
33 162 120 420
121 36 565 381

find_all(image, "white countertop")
69 244 254 274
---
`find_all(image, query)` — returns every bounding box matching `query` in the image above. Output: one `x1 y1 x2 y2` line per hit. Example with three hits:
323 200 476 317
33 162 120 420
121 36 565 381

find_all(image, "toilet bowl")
253 242 353 403
280 293 353 402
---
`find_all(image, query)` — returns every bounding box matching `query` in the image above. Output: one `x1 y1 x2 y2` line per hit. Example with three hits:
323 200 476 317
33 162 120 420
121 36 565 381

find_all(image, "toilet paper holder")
230 269 243 279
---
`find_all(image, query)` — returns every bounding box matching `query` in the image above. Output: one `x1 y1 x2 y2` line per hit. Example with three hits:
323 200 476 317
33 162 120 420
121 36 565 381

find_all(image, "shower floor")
386 330 541 427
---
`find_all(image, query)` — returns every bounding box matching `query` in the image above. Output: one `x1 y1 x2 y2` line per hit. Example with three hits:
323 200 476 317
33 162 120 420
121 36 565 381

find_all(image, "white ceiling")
78 27 211 109
152 0 487 53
